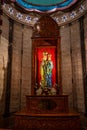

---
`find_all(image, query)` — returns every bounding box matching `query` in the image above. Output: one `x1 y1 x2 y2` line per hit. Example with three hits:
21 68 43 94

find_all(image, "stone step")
0 129 12 130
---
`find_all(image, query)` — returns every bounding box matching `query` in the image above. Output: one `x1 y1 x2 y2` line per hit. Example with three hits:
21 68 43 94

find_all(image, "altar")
14 15 81 130
14 95 81 130
26 95 69 113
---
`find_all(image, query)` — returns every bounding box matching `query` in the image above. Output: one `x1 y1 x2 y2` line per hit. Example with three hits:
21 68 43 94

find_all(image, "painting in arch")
31 14 62 96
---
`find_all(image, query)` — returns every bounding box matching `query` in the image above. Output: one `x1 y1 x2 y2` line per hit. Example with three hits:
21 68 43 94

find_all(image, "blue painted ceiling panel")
16 0 78 13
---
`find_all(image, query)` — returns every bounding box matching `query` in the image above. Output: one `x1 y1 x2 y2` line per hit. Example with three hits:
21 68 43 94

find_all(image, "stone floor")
80 114 87 130
0 128 12 129
0 115 14 129
0 113 87 130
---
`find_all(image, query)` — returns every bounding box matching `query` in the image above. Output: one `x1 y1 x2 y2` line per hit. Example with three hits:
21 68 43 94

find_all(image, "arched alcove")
15 15 81 130
31 15 62 95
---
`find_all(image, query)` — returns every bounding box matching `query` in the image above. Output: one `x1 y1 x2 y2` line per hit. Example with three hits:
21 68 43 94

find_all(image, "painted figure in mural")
40 52 53 88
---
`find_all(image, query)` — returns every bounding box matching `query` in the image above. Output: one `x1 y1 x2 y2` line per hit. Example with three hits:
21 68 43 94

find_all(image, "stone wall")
0 14 32 115
84 14 87 114
60 20 85 112
10 22 23 112
0 14 9 115
0 13 87 115
84 14 87 75
70 21 85 112
10 23 32 112
60 25 73 109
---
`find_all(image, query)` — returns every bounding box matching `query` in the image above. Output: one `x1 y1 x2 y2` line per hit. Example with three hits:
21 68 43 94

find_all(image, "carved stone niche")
31 14 62 95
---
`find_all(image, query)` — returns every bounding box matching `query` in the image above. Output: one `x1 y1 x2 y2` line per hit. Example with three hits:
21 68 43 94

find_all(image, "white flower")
54 17 59 22
16 13 22 20
62 15 67 22
25 16 31 23
36 87 42 95
70 11 76 18
79 5 85 13
33 17 39 22
8 7 14 15
3 3 6 8
50 88 57 95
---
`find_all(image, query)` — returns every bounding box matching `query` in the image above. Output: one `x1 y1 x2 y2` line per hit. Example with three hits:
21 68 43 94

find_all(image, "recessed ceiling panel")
16 0 78 13
22 0 71 6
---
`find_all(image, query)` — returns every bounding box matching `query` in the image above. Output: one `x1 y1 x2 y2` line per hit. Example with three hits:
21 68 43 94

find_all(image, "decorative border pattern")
3 1 87 27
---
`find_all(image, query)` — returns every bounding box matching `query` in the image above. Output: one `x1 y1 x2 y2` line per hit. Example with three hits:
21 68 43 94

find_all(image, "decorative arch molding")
3 0 87 27
32 15 59 38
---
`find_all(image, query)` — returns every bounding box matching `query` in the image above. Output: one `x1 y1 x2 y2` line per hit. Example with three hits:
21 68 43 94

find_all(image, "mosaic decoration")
3 1 87 26
16 0 78 13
